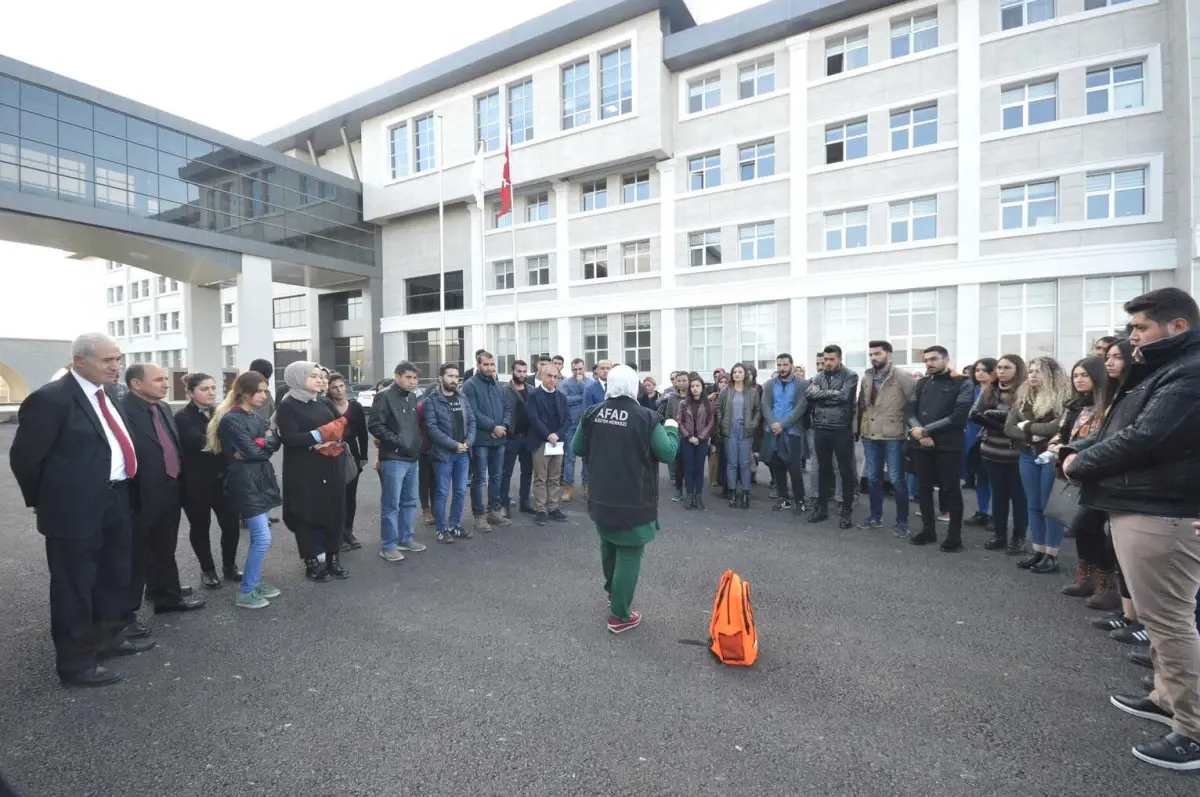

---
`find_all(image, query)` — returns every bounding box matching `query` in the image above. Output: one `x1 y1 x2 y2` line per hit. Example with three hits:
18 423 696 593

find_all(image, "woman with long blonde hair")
1005 356 1071 573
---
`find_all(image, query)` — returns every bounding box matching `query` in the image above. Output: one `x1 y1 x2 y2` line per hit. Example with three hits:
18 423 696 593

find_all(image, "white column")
237 254 275 390
656 159 677 291
790 298 808 373
787 34 811 285
468 205 486 315
182 282 223 385
956 283 982 370
956 0 982 264
657 307 675 382
553 180 571 302
556 317 571 360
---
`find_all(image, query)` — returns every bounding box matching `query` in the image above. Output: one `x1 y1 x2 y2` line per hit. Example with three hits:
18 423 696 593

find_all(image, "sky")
0 0 763 339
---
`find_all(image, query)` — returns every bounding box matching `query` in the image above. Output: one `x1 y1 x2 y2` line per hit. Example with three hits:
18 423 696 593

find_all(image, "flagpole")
509 126 519 361
437 114 447 368
479 143 488 351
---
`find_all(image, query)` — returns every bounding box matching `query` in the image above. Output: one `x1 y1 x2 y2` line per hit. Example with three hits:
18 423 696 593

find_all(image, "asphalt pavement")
0 423 1193 796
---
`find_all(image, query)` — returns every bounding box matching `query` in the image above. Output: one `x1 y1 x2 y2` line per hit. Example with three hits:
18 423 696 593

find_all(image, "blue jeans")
471 445 505 514
435 451 470 531
240 513 271 594
502 438 532 506
681 440 708 494
563 423 579 485
1019 449 1064 548
724 432 753 490
862 438 908 524
963 423 992 514
380 459 420 551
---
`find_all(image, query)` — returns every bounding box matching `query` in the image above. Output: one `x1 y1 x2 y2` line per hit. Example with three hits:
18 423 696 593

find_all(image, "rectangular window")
404 271 465 315
132 317 141 335
130 282 141 300
622 240 651 274
998 281 1057 359
1001 79 1057 129
1085 0 1136 7
169 311 179 331
738 140 776 181
687 74 721 114
1001 0 1055 30
581 179 608 211
332 291 363 322
413 115 436 173
493 204 512 229
333 335 366 383
140 279 150 297
622 171 650 203
1001 180 1058 230
689 229 722 267
157 313 168 332
224 345 237 370
116 319 125 337
887 291 938 366
222 302 234 324
688 152 721 190
825 119 868 164
826 31 868 76
582 316 609 369
1082 275 1146 350
1085 168 1146 220
492 323 516 375
891 12 939 58
526 320 551 362
825 209 869 251
493 259 514 291
738 222 776 260
157 276 167 294
599 45 633 119
890 104 938 151
623 312 652 373
407 328 464 383
107 321 115 337
561 59 591 130
508 79 534 145
689 308 724 374
889 197 938 242
823 296 869 368
171 280 179 292
738 303 777 370
525 192 550 222
272 295 307 329
527 255 550 286
475 91 501 152
737 58 775 100
1086 62 1144 115
582 247 609 280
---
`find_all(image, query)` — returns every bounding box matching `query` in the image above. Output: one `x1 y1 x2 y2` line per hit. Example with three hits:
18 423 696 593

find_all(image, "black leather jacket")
1064 329 1200 517
905 371 974 451
368 385 421 462
808 367 859 431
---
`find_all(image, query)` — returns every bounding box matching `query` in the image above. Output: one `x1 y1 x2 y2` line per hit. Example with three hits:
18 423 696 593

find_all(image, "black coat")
809 367 859 431
906 371 974 451
1066 329 1200 517
275 396 347 533
338 399 369 463
175 401 225 502
216 408 282 518
120 393 184 520
9 373 135 538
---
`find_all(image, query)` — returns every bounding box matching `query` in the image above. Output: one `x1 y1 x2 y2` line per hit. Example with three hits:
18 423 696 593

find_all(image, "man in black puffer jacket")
1063 288 1200 773
806 344 859 528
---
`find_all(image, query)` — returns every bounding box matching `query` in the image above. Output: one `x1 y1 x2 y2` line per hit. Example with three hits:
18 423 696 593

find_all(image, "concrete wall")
0 338 71 405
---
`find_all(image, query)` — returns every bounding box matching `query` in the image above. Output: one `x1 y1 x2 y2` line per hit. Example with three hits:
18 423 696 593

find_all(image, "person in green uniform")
572 364 680 634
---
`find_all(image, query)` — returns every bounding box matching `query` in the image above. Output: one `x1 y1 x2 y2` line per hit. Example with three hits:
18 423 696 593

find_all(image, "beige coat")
857 365 915 441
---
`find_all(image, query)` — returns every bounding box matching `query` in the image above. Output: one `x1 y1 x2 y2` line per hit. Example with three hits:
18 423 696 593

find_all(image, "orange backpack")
708 570 758 666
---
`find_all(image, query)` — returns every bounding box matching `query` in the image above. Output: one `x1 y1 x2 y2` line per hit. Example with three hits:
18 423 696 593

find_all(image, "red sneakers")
606 611 642 634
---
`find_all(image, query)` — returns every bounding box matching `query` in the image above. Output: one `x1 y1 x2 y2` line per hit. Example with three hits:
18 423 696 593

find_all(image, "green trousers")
601 540 645 622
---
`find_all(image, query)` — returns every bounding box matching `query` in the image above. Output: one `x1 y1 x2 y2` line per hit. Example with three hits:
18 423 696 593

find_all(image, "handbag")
1044 477 1082 527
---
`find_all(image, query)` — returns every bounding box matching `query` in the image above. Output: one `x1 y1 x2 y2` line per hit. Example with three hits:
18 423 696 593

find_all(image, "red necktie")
96 388 138 480
151 405 181 479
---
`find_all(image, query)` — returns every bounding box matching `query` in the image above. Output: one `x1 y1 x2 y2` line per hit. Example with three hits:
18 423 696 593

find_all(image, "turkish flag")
497 136 512 218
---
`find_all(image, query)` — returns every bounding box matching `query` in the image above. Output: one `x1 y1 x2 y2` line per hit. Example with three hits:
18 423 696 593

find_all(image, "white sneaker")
398 541 427 552
379 549 406 563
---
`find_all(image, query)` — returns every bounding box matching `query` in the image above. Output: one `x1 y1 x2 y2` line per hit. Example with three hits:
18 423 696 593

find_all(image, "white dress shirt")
71 369 134 481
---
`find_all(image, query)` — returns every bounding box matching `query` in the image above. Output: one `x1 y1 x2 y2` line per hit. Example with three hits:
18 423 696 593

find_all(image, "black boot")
1006 536 1026 556
325 553 350 579
1030 554 1059 574
728 490 738 509
1017 551 1044 570
685 493 695 510
807 505 829 523
909 529 937 546
305 557 331 582
838 512 853 530
741 491 750 510
696 494 706 511
964 511 990 528
223 563 243 583
984 532 1007 551
200 570 222 589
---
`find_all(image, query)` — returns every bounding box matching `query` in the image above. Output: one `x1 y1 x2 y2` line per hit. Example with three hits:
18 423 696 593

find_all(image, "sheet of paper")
544 441 564 456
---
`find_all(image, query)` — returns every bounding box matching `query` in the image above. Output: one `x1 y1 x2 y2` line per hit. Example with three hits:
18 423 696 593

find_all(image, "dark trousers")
983 458 1027 538
814 428 856 514
418 454 435 510
46 484 133 674
674 449 684 492
770 433 807 503
680 440 708 494
344 472 361 538
128 478 182 619
912 446 964 539
1072 508 1115 570
502 438 533 506
295 522 341 558
183 481 240 573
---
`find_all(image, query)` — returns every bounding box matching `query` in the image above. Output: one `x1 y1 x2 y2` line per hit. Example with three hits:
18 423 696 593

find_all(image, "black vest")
581 396 658 528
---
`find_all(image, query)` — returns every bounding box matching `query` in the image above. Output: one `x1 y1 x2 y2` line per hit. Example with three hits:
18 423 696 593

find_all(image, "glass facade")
0 72 375 267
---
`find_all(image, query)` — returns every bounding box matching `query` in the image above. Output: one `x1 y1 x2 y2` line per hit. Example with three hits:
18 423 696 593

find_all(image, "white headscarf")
282 360 320 403
606 364 640 400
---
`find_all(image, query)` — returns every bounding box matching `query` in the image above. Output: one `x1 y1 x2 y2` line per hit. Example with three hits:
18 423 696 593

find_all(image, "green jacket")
572 420 679 546
715 385 762 439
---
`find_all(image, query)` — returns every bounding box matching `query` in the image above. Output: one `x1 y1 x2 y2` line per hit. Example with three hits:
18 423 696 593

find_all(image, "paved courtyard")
0 422 1193 796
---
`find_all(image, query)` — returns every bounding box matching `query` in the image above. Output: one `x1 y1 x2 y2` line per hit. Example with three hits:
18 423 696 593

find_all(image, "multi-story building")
260 0 1199 380
99 258 373 397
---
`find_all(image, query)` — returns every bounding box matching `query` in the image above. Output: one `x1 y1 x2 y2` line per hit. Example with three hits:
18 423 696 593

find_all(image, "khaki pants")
1111 513 1200 739
532 448 564 513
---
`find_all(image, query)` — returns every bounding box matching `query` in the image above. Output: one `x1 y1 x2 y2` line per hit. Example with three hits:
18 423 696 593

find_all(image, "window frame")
825 31 869 76
389 122 410 179
1081 274 1146 353
890 11 939 58
1085 167 1147 221
889 104 938 151
738 140 776 181
1085 62 1145 116
687 74 721 114
737 302 777 370
413 115 437 173
581 179 608 212
688 307 724 374
561 59 592 130
272 295 307 329
527 254 551 286
822 296 870 368
824 209 869 251
1001 0 1056 31
1000 180 1059 230
1001 78 1058 130
599 44 633 120
525 320 551 363
688 152 721 191
738 221 776 261
621 240 652 275
475 90 501 153
622 312 652 373
688 229 722 267
582 315 609 369
621 170 650 203
493 259 515 291
492 323 516 375
886 290 939 366
997 281 1057 360
526 191 550 222
582 247 609 280
825 119 868 164
888 196 938 243
508 79 535 145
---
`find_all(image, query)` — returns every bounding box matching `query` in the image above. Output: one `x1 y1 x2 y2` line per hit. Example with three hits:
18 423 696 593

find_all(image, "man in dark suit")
9 333 154 687
120 364 205 629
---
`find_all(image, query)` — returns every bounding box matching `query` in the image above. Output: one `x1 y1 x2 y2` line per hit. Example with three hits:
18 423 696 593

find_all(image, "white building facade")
263 0 1200 380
